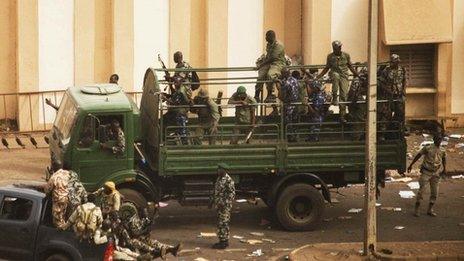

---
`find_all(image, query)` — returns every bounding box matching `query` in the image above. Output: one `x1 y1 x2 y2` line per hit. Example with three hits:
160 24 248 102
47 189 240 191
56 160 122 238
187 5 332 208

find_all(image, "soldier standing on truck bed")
173 51 200 91
316 40 359 124
279 68 300 142
169 75 193 145
255 30 287 102
407 134 446 217
46 162 72 227
191 88 220 145
228 86 257 144
93 181 121 218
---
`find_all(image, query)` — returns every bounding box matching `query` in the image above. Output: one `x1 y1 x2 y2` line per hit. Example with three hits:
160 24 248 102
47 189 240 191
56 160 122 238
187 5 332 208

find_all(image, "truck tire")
45 254 71 261
119 188 148 208
275 183 324 231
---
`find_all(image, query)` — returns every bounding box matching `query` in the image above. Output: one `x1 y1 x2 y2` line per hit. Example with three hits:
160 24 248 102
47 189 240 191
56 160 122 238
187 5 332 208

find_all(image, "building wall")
0 0 463 130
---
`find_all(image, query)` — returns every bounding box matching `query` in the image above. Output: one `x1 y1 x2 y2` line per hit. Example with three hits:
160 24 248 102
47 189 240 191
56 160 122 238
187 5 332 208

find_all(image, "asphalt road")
0 148 463 260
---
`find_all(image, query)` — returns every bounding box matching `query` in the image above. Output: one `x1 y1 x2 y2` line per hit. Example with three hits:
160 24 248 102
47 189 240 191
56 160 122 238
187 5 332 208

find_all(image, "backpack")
74 205 99 240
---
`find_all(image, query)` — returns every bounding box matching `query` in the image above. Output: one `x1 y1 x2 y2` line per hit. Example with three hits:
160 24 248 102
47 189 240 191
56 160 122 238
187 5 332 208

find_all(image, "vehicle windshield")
53 93 78 145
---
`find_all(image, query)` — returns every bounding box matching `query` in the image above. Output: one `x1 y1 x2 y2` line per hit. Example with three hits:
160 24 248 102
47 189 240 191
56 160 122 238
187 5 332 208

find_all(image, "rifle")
215 90 223 116
158 54 175 94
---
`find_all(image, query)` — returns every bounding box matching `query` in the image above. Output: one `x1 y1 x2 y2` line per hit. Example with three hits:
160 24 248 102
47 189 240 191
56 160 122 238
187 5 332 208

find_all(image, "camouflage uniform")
325 52 352 118
307 81 329 141
297 80 309 117
67 171 88 213
255 41 286 100
108 127 126 154
417 145 446 205
281 76 300 141
228 91 257 144
95 183 121 217
347 73 367 140
171 85 193 145
60 202 103 241
213 172 235 242
379 64 406 127
192 90 220 145
46 169 71 227
174 61 192 80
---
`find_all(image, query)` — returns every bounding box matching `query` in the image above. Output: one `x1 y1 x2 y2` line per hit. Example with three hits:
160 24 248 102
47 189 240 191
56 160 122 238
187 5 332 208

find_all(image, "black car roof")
0 186 46 199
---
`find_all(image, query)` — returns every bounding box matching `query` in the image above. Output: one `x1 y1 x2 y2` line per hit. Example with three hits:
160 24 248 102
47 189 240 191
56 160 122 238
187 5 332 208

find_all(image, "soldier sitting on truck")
228 86 257 144
191 88 220 145
100 119 125 154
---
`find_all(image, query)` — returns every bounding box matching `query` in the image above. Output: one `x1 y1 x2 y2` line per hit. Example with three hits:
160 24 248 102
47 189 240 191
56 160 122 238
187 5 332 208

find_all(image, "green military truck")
47 67 406 231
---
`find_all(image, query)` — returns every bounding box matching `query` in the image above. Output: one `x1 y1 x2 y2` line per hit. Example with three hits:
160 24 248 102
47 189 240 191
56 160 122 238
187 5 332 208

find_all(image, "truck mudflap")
269 173 331 206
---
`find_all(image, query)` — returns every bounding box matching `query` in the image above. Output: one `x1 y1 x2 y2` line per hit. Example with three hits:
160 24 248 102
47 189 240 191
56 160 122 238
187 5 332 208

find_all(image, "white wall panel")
331 0 368 62
134 0 169 92
38 0 74 123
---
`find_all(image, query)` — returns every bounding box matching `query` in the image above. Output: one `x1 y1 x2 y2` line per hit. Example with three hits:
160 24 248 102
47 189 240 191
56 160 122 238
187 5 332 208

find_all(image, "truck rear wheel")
275 183 324 231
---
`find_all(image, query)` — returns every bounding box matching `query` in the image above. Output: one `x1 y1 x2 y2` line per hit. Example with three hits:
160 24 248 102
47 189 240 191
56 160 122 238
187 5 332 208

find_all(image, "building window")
390 44 435 87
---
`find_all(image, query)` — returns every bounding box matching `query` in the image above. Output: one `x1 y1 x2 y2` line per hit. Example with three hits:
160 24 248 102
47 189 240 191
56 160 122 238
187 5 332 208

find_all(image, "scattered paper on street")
348 208 362 213
232 235 244 239
455 143 464 148
338 216 352 220
390 177 413 183
194 258 209 261
240 239 263 245
198 232 216 238
407 181 420 190
394 207 402 212
381 207 402 212
451 175 464 179
399 190 415 199
250 232 264 237
235 199 247 203
247 249 263 257
376 203 382 207
158 202 168 208
262 238 276 244
449 134 463 139
394 226 405 230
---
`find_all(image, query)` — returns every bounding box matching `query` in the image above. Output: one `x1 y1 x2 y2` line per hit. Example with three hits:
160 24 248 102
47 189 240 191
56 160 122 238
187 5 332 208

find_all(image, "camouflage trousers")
52 199 68 227
216 206 232 242
255 63 284 99
417 172 440 204
129 235 171 254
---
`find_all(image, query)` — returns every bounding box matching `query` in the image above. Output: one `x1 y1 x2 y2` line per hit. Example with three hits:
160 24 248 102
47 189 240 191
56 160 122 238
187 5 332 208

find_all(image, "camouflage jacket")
281 76 300 104
68 171 88 208
46 169 71 202
213 173 235 209
125 213 152 238
108 127 125 154
379 65 406 98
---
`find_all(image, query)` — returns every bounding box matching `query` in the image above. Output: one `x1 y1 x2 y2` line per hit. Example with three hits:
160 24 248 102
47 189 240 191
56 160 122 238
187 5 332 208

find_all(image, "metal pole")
364 0 378 255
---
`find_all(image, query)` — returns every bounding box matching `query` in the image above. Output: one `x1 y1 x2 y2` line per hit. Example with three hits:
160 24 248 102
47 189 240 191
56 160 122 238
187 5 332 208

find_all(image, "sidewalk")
289 241 464 260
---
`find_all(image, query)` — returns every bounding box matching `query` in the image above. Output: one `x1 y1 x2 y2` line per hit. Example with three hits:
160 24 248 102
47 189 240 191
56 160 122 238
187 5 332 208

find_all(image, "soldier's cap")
104 181 116 191
390 54 401 62
217 163 230 170
332 40 342 47
197 88 209 98
237 86 247 94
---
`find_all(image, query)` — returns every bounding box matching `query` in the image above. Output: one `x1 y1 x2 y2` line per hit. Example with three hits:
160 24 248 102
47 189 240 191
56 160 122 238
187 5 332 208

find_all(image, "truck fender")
95 170 158 201
39 240 82 261
268 173 331 206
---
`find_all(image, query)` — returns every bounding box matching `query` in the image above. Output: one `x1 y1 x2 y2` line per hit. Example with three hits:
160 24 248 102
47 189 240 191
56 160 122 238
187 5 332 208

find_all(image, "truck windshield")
53 93 78 145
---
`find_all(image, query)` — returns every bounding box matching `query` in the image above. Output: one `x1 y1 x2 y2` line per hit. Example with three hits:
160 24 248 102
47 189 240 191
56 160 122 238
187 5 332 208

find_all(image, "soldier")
316 41 359 123
45 164 72 227
67 170 88 214
109 74 119 84
379 54 406 129
173 51 200 91
255 30 286 102
191 88 220 145
279 68 300 142
170 75 193 145
347 67 368 140
407 135 446 217
306 79 330 141
228 86 257 144
211 163 235 249
60 193 103 242
93 181 121 218
101 119 125 154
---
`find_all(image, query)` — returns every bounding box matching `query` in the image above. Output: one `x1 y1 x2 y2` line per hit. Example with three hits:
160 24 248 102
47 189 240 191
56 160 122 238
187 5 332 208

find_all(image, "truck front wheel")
275 183 324 231
119 188 148 219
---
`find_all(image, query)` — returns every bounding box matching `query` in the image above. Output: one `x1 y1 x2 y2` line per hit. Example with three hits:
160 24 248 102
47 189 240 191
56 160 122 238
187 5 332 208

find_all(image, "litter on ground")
250 232 265 237
232 235 244 239
449 134 463 139
194 258 209 261
381 207 402 212
247 249 263 257
338 216 352 220
348 208 362 213
394 226 405 230
455 143 464 148
198 232 216 238
376 203 382 207
451 175 464 179
240 239 263 245
399 190 415 199
262 238 276 244
390 177 413 183
407 181 420 189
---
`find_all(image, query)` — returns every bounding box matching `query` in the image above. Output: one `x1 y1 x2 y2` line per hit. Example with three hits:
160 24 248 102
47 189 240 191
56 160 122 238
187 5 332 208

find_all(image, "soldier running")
228 86 257 144
255 30 286 102
191 88 220 145
316 40 359 123
407 135 446 217
211 163 235 249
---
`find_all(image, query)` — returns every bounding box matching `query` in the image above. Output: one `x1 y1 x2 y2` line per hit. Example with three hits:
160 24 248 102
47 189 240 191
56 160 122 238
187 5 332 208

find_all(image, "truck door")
72 114 130 191
0 194 37 260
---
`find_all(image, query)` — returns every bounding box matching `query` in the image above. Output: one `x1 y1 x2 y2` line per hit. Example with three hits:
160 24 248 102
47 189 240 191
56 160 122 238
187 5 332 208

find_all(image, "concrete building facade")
0 0 463 131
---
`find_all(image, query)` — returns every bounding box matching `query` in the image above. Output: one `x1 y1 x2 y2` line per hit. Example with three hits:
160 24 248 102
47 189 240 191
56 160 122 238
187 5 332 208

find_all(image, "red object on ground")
103 238 115 261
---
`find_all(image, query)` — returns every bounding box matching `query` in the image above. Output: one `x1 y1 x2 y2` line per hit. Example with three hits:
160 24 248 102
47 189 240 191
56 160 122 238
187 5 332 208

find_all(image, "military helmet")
332 40 342 47
197 88 209 98
237 86 247 94
104 181 116 191
390 54 401 62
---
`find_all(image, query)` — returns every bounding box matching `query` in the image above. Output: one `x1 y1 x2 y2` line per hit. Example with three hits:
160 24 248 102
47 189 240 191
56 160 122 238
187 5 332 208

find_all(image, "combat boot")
414 202 420 217
212 240 229 249
427 203 437 217
167 243 182 257
149 246 167 260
